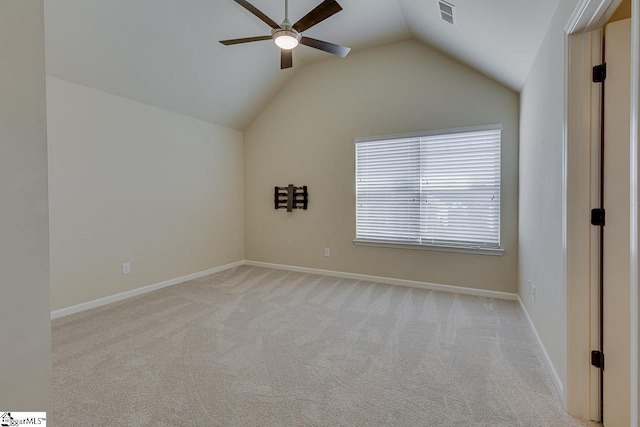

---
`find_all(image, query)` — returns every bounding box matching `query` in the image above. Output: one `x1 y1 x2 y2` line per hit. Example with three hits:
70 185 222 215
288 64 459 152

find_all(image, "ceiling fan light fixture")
220 0 350 70
273 29 300 50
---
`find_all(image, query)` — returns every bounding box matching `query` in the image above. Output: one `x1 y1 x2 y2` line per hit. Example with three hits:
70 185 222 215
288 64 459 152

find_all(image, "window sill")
353 239 504 256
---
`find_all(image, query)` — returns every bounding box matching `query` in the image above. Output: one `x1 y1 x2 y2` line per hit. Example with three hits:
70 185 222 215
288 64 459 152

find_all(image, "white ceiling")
45 0 561 130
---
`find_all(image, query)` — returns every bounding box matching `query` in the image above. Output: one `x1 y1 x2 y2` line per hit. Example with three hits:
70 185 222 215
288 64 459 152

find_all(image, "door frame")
630 0 640 424
564 0 640 424
565 24 602 421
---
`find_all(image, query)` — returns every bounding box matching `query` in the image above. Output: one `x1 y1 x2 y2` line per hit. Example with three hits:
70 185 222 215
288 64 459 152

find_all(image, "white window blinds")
355 126 501 249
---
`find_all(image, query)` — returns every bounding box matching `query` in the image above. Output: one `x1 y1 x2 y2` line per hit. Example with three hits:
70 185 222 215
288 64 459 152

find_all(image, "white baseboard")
51 260 245 320
51 259 518 320
517 296 565 402
244 260 518 301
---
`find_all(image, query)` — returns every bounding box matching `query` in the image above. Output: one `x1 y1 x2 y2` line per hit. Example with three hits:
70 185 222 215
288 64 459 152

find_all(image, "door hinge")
591 208 606 226
591 350 605 369
593 63 607 83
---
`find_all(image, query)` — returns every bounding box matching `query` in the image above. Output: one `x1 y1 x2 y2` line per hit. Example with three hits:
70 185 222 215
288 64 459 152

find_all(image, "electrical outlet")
532 284 536 302
123 262 131 275
324 248 330 257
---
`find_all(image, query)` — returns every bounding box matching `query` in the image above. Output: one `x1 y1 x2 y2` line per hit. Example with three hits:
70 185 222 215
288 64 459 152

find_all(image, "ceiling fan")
220 0 351 69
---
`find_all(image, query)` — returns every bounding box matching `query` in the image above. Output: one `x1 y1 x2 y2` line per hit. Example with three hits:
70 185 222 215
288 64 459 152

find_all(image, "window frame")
353 124 504 256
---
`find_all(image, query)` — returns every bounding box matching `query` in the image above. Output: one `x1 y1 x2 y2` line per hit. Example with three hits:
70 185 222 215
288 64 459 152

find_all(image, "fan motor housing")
272 27 301 48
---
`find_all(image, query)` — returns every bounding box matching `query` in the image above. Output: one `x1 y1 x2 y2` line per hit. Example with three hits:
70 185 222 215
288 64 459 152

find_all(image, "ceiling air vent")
439 1 455 25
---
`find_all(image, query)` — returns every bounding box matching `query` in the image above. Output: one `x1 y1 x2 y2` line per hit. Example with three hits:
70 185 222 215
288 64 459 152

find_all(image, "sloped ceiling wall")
45 0 560 130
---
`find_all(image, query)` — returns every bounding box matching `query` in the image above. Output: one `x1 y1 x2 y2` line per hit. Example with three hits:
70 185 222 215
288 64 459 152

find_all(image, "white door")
602 17 631 427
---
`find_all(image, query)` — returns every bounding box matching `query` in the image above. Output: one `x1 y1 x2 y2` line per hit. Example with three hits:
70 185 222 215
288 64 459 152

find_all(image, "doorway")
565 0 640 423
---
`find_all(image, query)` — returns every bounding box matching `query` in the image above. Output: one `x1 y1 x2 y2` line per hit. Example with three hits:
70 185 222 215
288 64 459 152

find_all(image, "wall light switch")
123 262 131 275
324 248 330 257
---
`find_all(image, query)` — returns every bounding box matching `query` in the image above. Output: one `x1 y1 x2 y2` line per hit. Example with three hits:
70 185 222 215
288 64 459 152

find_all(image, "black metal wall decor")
274 185 308 212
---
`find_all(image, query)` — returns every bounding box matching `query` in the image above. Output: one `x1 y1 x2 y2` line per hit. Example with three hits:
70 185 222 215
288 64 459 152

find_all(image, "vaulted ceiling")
45 0 561 130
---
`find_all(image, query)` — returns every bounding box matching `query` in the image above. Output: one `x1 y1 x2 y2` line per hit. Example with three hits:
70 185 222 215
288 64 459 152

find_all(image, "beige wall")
609 0 631 23
519 0 581 394
0 0 51 410
245 39 519 293
47 77 244 311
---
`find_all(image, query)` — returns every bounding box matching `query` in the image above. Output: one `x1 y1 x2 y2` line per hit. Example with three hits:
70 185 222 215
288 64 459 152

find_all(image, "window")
355 125 502 254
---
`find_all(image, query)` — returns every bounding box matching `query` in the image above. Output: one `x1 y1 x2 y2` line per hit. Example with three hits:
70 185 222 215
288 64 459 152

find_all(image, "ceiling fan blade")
281 49 293 69
219 35 272 46
233 0 281 30
293 0 342 33
300 37 351 58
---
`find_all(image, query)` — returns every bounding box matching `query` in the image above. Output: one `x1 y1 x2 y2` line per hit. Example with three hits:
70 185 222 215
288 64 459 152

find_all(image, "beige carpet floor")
53 266 597 426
